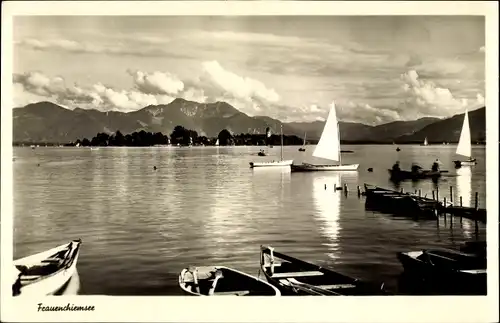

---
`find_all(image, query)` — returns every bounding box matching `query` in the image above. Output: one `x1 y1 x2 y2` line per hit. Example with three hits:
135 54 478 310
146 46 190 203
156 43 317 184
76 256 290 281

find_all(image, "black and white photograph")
1 1 498 322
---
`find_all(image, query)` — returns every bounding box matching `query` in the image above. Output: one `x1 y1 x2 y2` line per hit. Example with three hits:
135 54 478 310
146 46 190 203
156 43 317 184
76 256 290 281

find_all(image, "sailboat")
215 138 219 146
298 132 306 152
249 125 293 168
453 109 477 167
420 137 428 146
291 101 359 172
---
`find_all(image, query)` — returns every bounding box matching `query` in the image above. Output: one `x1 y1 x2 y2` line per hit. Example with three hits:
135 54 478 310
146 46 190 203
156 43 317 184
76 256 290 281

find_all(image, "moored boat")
250 124 293 168
179 265 281 296
12 239 82 296
397 248 486 294
259 246 390 295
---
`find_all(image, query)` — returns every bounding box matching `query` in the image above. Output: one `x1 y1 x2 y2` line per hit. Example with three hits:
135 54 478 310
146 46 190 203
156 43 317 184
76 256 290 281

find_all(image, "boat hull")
250 160 293 168
179 265 280 296
291 163 359 172
388 169 443 181
453 159 477 167
13 239 82 296
260 246 390 296
397 250 486 295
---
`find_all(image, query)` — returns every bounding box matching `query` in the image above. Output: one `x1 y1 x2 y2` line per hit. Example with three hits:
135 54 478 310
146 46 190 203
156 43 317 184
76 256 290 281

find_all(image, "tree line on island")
70 126 306 147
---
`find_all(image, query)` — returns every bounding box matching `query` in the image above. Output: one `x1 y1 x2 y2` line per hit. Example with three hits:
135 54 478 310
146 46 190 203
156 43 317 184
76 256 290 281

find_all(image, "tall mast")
337 122 342 166
280 124 284 161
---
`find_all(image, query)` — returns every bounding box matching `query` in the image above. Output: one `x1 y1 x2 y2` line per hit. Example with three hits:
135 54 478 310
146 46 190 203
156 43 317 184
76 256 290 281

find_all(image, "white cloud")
129 70 184 95
401 70 469 117
476 93 485 105
201 61 280 103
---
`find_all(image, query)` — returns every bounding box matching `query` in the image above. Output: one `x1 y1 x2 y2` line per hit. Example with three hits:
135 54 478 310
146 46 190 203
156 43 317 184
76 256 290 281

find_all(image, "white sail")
313 102 340 162
423 137 428 145
456 110 472 158
215 138 219 146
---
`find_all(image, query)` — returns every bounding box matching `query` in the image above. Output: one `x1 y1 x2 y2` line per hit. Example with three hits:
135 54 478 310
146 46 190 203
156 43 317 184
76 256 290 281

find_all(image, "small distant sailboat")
250 125 293 168
215 138 219 146
299 132 306 152
453 109 477 168
421 137 428 146
291 101 359 172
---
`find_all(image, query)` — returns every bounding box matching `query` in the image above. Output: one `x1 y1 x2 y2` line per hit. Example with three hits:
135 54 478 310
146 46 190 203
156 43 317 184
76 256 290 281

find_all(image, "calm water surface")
13 145 487 295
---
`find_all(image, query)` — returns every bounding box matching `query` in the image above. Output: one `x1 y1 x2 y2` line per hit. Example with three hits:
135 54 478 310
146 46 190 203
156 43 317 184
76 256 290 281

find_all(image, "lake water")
12 144 487 295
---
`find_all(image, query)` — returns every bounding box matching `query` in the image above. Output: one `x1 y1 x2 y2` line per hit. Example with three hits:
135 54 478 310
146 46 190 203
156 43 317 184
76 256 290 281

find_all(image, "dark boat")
388 168 445 181
179 266 280 296
257 150 266 156
259 246 390 295
397 248 486 294
340 150 354 153
460 241 486 258
363 184 442 218
453 158 477 168
298 147 306 152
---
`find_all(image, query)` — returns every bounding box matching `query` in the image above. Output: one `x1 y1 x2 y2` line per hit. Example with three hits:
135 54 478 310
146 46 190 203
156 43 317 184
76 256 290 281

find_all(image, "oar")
208 270 223 296
286 278 341 295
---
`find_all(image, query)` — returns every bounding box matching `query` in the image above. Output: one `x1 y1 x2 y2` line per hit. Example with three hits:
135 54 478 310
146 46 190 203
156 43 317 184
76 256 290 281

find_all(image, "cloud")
13 62 279 114
128 70 184 95
400 70 470 117
476 93 485 105
13 71 176 112
200 61 280 103
338 101 401 125
15 38 194 59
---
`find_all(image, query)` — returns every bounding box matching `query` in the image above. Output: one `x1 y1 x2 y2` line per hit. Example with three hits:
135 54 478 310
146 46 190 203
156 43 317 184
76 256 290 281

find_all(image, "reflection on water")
13 146 486 295
455 167 474 239
312 173 341 260
455 166 472 207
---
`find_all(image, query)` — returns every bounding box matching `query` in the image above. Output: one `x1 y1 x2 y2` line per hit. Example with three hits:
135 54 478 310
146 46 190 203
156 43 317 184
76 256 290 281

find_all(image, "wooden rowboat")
179 265 281 296
397 248 486 294
260 246 390 295
13 239 82 296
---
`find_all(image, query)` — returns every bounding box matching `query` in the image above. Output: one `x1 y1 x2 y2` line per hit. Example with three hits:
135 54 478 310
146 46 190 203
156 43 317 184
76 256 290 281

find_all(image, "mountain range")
12 99 486 144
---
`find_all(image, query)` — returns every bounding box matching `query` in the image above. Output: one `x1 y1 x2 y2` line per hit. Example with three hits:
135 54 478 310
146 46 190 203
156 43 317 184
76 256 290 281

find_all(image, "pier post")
474 192 479 210
449 186 453 203
400 188 404 194
334 183 336 190
357 186 361 198
432 191 435 200
325 184 327 190
460 196 463 207
436 186 439 202
418 189 421 198
344 184 349 197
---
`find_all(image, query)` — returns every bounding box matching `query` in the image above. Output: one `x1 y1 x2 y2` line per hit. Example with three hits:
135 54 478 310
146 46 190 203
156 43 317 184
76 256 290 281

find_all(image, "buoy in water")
396 147 401 152
367 168 373 172
153 166 157 170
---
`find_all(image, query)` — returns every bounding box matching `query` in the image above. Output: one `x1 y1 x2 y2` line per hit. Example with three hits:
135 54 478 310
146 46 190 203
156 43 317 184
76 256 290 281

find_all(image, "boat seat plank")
271 271 324 278
316 284 356 289
214 290 250 296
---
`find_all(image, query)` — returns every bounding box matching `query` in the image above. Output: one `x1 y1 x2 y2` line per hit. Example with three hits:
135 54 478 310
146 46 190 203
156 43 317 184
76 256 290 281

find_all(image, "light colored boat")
12 239 82 296
453 109 477 167
420 137 429 146
179 265 281 296
298 132 306 151
291 101 359 172
250 124 293 168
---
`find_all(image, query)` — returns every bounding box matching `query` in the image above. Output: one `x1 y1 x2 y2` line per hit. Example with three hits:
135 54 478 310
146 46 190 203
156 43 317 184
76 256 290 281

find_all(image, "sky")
12 15 485 124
